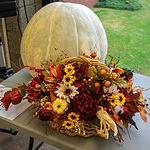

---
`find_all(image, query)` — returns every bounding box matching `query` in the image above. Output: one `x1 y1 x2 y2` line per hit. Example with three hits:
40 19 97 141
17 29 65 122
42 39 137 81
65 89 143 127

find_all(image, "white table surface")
0 68 150 150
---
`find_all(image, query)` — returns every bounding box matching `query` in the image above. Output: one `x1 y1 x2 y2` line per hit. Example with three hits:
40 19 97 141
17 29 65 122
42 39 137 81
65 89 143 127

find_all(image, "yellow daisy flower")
64 64 75 75
62 120 75 130
110 93 126 107
52 98 68 115
62 74 76 85
55 83 79 103
67 112 79 123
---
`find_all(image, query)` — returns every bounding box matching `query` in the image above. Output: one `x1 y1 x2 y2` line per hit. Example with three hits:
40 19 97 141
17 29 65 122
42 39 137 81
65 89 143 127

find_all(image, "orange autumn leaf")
51 68 57 77
44 76 55 83
48 64 62 79
42 71 49 77
138 106 147 123
111 114 123 126
113 68 124 74
49 64 57 77
50 93 57 102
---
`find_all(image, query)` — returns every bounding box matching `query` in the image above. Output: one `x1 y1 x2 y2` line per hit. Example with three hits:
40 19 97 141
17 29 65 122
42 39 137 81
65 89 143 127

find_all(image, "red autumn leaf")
27 91 41 103
10 88 23 105
28 77 41 89
1 91 11 111
111 114 123 126
124 102 139 114
50 93 57 102
48 64 55 75
125 91 141 102
55 65 62 79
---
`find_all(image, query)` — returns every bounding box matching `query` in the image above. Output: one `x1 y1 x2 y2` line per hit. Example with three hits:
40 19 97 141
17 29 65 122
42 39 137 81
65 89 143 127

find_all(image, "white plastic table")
0 68 150 150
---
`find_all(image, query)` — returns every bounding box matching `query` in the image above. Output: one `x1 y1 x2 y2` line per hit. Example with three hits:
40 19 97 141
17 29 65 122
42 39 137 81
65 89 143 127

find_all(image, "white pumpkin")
21 2 108 67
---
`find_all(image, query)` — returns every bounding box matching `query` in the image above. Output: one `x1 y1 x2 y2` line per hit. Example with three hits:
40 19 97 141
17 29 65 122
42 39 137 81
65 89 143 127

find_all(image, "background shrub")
95 0 142 11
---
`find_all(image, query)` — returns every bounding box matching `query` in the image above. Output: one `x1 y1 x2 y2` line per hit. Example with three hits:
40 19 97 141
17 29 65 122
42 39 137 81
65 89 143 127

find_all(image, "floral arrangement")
0 54 149 141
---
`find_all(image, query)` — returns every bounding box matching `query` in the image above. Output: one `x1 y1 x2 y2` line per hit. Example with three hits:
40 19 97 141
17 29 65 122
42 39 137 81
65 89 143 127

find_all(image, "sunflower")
62 74 76 85
62 120 75 130
110 93 126 107
64 64 75 75
52 98 68 115
55 83 79 103
67 112 79 123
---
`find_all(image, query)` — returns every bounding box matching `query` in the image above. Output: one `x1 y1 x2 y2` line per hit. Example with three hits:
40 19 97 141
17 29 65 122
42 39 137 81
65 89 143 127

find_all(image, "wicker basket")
47 56 117 139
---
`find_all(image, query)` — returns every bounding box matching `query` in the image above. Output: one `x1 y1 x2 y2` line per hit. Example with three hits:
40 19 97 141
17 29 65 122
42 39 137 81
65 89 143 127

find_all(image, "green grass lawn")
94 0 150 75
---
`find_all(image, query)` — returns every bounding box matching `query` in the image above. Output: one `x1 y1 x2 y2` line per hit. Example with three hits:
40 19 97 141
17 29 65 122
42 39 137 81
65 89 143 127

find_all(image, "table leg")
0 129 43 150
28 137 34 150
35 142 44 150
28 136 44 150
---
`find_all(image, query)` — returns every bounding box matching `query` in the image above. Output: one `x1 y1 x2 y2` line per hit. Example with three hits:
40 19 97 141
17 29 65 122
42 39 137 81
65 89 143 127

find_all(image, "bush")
95 0 142 11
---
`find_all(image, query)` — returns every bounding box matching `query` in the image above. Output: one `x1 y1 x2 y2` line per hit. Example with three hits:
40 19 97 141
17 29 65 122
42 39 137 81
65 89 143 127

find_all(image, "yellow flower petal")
67 112 79 123
62 120 74 130
62 74 76 85
110 93 126 107
52 98 68 115
64 64 75 75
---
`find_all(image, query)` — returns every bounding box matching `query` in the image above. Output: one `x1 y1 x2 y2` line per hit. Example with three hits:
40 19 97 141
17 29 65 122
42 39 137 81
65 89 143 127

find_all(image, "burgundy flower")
38 108 54 121
71 91 99 120
73 63 90 81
